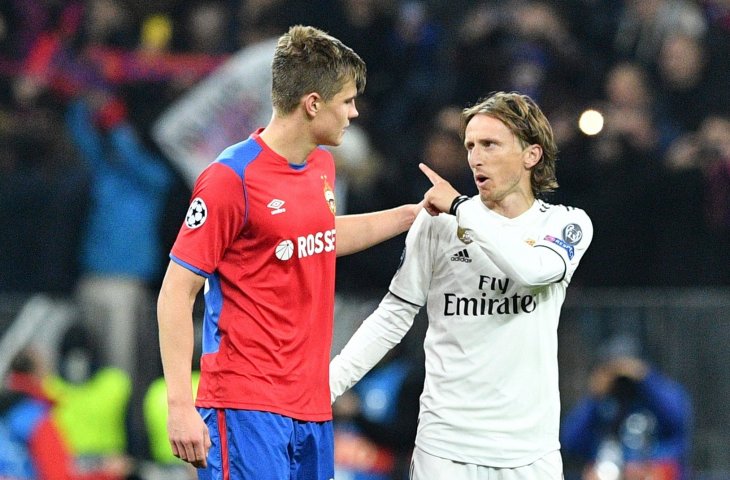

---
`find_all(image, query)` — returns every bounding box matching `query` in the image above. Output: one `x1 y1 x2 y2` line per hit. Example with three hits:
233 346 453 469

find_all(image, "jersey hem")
195 399 333 422
415 439 560 468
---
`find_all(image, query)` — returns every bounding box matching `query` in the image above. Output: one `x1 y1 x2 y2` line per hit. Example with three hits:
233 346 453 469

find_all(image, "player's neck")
484 191 535 219
259 112 317 166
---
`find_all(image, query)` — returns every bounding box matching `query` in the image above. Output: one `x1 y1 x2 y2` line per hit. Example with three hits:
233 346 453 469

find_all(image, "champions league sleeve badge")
543 223 584 260
185 197 208 229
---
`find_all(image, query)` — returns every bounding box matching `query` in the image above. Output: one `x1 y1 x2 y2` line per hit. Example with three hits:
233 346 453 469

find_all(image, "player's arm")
456 201 569 286
109 123 172 191
418 163 591 286
65 99 105 168
157 260 211 468
459 202 593 286
335 203 421 257
330 292 420 402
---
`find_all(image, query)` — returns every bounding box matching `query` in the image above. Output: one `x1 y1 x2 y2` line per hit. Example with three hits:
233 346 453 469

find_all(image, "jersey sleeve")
456 201 593 286
170 163 246 276
533 207 593 283
329 293 420 402
387 209 436 305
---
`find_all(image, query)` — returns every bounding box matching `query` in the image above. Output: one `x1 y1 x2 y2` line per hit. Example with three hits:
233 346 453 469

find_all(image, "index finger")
419 163 445 186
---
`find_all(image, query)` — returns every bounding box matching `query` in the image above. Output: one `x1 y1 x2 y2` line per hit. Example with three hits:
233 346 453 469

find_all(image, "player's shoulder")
215 136 266 172
536 199 593 245
192 137 263 185
536 199 591 222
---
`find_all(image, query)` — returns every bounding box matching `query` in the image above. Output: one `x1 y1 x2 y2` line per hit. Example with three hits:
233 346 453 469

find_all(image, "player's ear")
304 93 321 118
523 144 542 169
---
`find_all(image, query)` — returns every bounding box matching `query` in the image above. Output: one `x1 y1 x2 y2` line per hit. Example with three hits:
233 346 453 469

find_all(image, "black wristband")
449 195 469 215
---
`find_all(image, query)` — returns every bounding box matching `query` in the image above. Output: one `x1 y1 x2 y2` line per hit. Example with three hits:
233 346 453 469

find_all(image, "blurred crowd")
0 0 728 478
2 0 730 295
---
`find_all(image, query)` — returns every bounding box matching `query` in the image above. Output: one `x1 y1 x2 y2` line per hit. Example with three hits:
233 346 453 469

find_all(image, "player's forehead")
464 114 512 141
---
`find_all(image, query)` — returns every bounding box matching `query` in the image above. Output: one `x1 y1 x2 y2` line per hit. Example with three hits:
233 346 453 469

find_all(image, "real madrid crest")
562 223 583 245
322 175 336 215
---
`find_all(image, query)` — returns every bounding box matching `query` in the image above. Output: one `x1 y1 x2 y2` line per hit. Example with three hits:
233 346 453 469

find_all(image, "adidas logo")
450 249 472 263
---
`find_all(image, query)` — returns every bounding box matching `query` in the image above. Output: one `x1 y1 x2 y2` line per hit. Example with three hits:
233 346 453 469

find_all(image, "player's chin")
320 133 344 147
334 130 348 145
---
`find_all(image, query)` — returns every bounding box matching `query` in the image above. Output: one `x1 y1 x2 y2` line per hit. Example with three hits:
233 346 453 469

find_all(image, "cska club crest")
322 175 336 215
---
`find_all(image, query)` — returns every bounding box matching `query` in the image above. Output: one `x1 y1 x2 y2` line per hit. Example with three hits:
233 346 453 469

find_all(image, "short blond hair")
271 25 366 114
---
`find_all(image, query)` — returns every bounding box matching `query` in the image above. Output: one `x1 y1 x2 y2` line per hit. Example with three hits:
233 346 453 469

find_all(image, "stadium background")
0 0 729 478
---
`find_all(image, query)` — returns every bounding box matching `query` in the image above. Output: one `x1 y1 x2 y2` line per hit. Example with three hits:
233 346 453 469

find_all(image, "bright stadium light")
578 109 604 136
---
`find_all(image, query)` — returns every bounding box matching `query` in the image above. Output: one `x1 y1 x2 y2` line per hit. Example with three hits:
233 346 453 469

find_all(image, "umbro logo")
268 199 286 215
450 249 472 263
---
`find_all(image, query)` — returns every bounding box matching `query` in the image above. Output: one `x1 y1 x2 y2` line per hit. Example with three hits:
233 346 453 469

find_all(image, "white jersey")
330 197 592 468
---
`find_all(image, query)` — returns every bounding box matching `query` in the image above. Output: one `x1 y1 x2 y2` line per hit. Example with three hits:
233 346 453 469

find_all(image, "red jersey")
170 131 337 421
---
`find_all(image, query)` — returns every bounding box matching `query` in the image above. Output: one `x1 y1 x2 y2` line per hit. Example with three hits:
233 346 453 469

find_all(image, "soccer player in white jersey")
330 91 593 480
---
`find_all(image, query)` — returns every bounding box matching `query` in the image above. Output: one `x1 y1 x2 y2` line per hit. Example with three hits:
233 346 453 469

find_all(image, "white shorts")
410 446 563 480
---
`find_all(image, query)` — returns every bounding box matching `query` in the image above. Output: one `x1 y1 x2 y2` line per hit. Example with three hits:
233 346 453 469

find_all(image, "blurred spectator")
448 1 596 112
654 32 724 133
138 14 174 55
235 0 289 47
563 62 663 286
65 92 173 379
77 0 136 49
0 347 129 480
373 1 451 161
235 0 347 50
327 124 385 216
172 1 234 54
331 125 414 294
43 323 133 476
0 106 91 295
331 0 396 131
658 115 730 284
503 1 595 109
448 2 510 106
613 0 707 68
404 104 474 199
561 334 693 480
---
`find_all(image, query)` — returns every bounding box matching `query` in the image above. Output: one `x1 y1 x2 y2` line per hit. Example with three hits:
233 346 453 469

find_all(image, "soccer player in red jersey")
156 25 419 480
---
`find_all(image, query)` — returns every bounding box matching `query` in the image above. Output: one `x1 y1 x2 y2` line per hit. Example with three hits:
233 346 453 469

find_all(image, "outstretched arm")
330 293 420 402
157 261 211 468
335 203 421 257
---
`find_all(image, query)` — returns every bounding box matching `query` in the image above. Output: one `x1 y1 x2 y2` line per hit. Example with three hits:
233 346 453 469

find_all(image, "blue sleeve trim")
170 254 212 278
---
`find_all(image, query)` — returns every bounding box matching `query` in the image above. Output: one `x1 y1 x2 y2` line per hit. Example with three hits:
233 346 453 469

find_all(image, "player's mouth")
475 173 489 188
